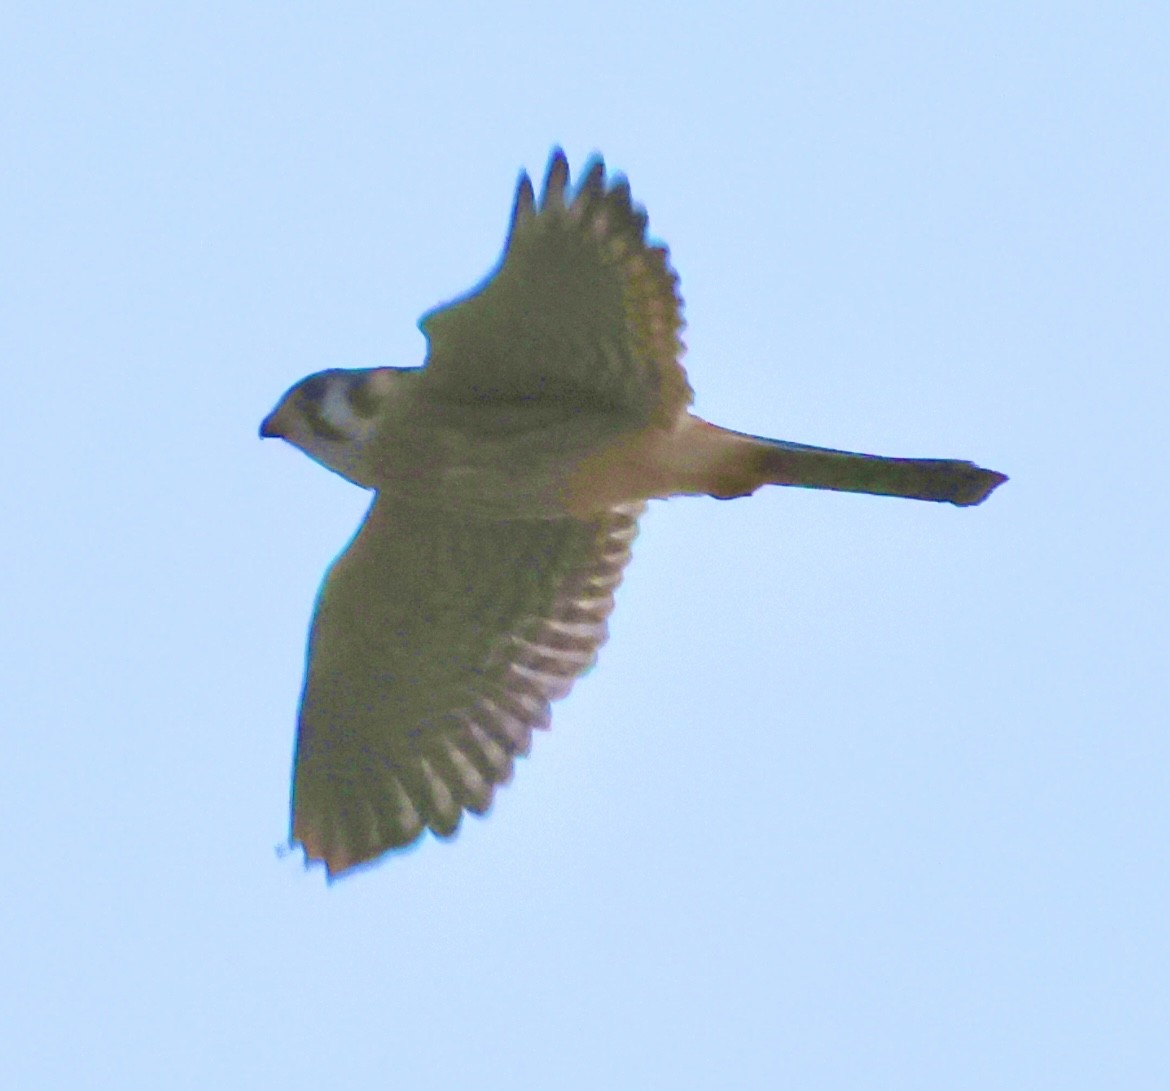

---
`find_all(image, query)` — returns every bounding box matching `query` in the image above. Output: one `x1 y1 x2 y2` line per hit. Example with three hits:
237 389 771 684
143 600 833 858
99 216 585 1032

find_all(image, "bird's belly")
562 413 737 516
367 411 646 520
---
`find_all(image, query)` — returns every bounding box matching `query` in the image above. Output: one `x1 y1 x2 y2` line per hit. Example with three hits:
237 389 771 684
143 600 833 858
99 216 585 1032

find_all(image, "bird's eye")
300 375 330 404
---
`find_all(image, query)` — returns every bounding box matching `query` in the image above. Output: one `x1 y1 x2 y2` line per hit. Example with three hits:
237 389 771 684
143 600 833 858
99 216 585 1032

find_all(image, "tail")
699 424 1007 508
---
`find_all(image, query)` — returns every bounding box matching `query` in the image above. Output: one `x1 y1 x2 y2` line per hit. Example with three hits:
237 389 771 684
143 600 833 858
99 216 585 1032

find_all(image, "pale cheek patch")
321 381 361 436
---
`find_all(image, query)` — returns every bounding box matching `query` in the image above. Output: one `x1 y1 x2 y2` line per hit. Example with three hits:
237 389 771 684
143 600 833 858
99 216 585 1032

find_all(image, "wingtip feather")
507 171 536 244
542 147 570 210
579 155 606 202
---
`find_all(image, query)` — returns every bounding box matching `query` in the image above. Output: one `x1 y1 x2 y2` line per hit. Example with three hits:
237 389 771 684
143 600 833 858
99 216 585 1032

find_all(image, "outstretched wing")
290 497 643 877
418 148 692 427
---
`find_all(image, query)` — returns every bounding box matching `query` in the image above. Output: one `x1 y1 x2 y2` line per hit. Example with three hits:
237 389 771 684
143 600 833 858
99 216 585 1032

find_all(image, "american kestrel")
262 149 1006 877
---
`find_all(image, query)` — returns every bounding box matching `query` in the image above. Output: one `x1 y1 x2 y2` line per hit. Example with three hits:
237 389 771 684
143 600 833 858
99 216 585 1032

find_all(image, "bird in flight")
261 148 1006 878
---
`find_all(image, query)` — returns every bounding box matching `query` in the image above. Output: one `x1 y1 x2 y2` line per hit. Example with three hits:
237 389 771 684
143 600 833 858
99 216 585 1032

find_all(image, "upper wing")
290 496 643 877
417 148 692 428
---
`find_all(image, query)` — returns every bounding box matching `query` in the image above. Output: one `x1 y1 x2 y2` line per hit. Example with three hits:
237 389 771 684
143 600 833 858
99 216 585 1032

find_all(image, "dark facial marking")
345 374 382 419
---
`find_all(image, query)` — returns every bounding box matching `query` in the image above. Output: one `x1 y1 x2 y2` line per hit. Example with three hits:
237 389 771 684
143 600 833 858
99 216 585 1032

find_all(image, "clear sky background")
4 4 1167 1088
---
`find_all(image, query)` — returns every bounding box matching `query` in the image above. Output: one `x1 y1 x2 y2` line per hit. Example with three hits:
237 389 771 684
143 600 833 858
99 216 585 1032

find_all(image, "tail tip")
951 466 1008 507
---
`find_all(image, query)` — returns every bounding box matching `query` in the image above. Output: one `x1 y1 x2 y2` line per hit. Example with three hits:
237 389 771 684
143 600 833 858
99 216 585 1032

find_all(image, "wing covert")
290 496 643 876
418 148 692 426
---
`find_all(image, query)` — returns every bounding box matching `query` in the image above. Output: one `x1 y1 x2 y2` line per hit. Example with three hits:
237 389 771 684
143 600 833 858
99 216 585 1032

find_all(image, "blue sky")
4 4 1167 1088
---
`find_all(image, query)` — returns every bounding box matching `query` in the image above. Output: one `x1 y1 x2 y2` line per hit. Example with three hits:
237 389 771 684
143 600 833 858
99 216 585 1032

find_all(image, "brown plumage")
261 148 1006 877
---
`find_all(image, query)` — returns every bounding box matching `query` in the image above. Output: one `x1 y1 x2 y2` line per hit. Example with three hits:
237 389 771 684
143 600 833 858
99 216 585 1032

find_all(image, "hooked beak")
259 410 284 439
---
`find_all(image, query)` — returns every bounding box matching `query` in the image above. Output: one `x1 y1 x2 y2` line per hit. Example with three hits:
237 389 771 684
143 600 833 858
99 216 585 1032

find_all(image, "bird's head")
260 367 401 487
